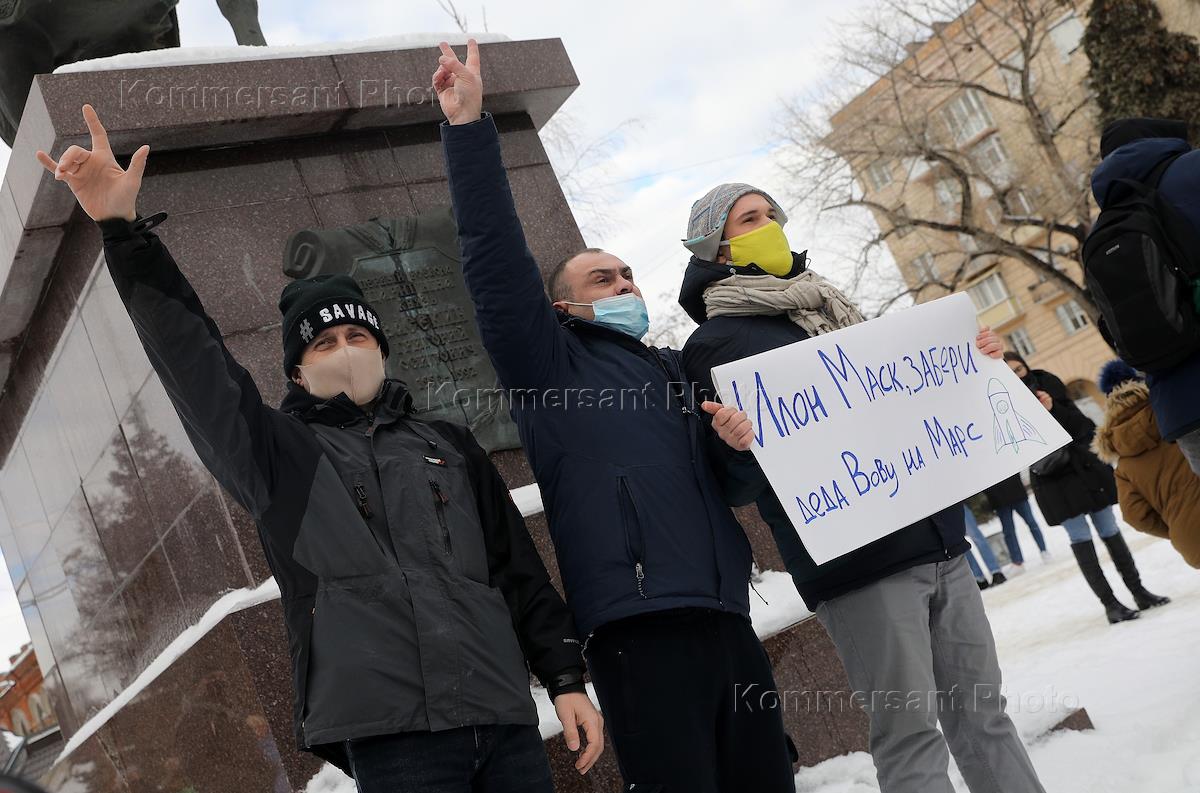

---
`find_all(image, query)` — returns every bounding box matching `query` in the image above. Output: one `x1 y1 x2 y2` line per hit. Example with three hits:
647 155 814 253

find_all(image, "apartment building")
828 0 1199 421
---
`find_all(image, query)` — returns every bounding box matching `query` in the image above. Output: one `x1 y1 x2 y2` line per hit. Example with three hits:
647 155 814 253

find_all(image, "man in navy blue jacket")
1091 118 1200 476
433 41 795 792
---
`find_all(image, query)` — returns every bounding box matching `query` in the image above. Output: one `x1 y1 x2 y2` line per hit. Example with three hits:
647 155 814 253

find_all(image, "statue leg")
0 21 52 146
215 0 266 46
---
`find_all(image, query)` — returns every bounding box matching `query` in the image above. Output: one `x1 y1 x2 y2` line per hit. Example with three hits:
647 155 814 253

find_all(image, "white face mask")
296 345 385 406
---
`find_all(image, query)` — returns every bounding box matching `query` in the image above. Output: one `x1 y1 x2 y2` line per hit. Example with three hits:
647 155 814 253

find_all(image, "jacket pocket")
617 476 648 598
420 461 490 584
305 572 425 736
294 458 394 578
444 576 533 714
429 479 452 555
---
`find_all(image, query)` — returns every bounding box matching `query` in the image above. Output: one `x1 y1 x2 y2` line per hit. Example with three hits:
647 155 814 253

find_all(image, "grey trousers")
1177 427 1200 477
815 556 1045 793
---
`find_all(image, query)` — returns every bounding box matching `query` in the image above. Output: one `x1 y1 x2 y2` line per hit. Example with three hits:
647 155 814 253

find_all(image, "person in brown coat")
1094 360 1200 569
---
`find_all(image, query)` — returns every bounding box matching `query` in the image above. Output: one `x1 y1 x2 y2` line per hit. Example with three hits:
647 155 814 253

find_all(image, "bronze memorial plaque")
284 208 521 453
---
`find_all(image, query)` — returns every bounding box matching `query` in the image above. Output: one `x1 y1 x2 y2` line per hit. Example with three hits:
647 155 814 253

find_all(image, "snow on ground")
304 762 354 793
750 568 813 637
53 32 509 73
510 482 544 518
796 502 1200 792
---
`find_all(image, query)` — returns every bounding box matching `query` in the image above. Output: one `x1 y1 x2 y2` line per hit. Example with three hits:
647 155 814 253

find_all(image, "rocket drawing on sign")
988 378 1045 453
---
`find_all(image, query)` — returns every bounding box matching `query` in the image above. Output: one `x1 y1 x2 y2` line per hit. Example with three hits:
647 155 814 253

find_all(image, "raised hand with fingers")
35 104 149 222
432 38 483 125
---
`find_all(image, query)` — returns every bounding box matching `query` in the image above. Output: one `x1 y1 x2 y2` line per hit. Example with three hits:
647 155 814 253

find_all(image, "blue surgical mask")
566 294 650 340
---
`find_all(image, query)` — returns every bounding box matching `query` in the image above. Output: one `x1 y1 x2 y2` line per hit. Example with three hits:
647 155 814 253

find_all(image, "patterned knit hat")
278 275 389 374
682 183 789 262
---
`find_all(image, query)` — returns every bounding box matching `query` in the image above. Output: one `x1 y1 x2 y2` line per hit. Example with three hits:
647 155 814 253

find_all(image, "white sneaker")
1040 550 1053 564
1005 563 1026 577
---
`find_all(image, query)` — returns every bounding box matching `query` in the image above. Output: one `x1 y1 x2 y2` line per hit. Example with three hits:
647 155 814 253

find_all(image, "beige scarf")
702 270 866 335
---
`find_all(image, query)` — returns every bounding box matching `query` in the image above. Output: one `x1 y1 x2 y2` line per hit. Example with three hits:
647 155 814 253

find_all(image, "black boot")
1071 541 1139 624
977 578 991 590
990 571 1008 586
1102 532 1171 610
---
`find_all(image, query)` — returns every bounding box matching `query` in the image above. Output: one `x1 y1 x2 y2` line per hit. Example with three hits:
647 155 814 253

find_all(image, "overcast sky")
0 0 880 662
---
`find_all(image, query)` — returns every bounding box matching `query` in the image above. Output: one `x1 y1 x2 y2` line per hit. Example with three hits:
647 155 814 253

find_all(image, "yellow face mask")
723 220 794 276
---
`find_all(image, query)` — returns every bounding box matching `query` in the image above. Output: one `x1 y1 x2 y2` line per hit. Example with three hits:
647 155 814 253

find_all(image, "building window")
972 134 1013 184
1006 327 1037 357
1056 299 1090 334
1010 188 1035 216
865 159 894 191
9 709 29 737
904 156 932 181
940 90 993 145
985 201 1001 227
912 252 938 283
934 177 960 208
1001 50 1037 97
1050 14 1085 63
967 273 1010 311
28 693 50 728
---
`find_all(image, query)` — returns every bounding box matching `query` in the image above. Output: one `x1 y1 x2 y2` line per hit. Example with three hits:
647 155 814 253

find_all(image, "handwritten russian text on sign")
710 293 1071 565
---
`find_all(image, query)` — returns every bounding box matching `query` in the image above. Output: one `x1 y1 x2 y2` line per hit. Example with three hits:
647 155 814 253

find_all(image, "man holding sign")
678 184 1050 793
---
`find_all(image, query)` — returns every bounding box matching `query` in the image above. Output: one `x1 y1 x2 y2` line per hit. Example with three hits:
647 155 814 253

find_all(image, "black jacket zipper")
354 484 373 520
429 480 452 554
618 478 647 598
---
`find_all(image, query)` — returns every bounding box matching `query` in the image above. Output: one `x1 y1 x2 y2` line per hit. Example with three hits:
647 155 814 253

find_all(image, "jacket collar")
280 378 413 426
677 250 808 324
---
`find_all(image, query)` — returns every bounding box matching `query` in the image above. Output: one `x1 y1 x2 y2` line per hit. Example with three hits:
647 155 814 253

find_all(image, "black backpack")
1082 152 1200 373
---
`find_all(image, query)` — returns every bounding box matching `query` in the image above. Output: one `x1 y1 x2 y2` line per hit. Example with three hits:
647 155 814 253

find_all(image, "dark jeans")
585 608 795 793
996 499 1046 564
345 725 553 793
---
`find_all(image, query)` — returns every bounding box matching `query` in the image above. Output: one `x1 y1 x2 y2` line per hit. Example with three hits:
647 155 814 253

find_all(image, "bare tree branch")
436 0 471 32
774 0 1100 321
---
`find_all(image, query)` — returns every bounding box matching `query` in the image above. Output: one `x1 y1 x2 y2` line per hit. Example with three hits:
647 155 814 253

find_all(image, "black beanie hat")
1100 118 1188 158
279 275 389 374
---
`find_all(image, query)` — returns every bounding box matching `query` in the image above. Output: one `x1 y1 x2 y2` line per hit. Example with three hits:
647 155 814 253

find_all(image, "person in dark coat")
1090 118 1200 477
1005 352 1169 624
36 104 603 791
681 181 1045 793
433 41 795 793
983 473 1049 569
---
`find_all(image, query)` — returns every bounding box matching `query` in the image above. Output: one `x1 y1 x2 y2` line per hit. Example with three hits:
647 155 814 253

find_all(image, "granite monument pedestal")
0 38 1079 793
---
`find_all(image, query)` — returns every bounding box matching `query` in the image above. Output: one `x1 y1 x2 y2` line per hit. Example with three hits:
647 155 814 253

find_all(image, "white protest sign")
710 292 1071 565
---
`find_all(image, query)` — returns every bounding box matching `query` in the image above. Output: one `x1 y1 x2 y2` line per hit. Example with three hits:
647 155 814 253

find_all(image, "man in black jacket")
434 42 795 792
36 104 602 792
680 184 1045 793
